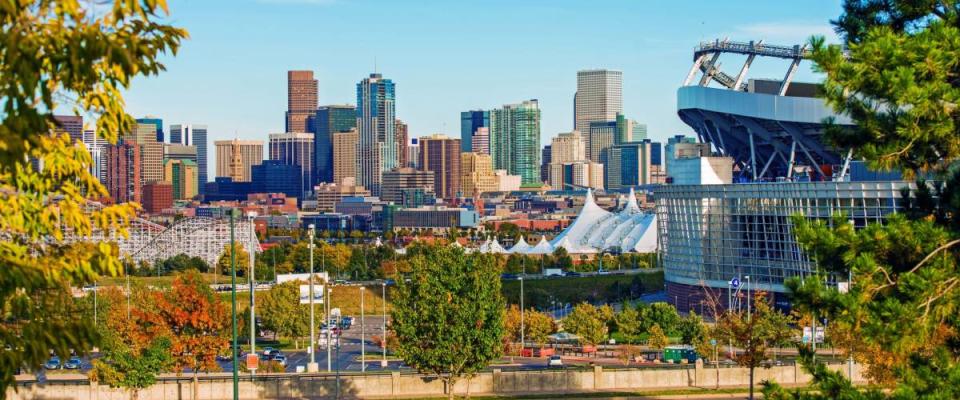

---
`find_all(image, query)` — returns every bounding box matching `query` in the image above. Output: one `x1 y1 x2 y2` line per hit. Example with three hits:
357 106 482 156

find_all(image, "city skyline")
117 0 842 157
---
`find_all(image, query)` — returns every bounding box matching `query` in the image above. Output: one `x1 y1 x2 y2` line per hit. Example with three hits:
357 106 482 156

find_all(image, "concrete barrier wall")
8 362 865 399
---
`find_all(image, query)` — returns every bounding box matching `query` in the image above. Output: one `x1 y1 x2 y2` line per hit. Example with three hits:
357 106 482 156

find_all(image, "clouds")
728 21 840 45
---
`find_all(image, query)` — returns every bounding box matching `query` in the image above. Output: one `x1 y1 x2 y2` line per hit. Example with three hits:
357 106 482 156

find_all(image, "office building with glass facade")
460 110 490 153
489 100 541 185
314 105 357 183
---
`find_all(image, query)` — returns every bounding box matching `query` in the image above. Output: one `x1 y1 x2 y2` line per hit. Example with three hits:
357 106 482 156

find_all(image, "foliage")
618 344 642 366
713 293 794 400
646 324 669 351
91 336 172 391
614 306 641 337
151 254 209 276
217 243 250 277
501 272 664 309
676 311 708 345
0 0 185 390
153 271 229 375
258 281 310 347
561 303 607 346
642 302 681 334
551 247 574 270
391 245 504 399
525 310 555 347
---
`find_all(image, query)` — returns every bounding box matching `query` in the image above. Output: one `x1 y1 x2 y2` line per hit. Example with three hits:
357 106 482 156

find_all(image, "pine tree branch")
908 238 960 275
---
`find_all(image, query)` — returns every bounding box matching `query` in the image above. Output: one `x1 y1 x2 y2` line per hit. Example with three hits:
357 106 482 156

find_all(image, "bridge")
69 203 260 270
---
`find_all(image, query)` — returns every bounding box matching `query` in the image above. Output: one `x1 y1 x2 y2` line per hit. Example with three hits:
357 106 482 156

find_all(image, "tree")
764 3 960 399
676 311 707 345
551 247 574 270
714 293 793 400
614 306 641 337
618 344 642 366
645 302 681 334
391 245 504 399
647 324 669 352
0 0 185 390
525 310 556 348
153 270 229 379
217 243 250 277
258 281 310 347
562 303 607 346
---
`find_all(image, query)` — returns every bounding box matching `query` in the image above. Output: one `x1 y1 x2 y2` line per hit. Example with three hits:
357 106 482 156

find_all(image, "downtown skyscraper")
489 100 541 185
286 70 318 133
460 110 490 153
314 105 357 184
269 132 314 199
575 69 622 152
356 73 396 196
170 124 208 194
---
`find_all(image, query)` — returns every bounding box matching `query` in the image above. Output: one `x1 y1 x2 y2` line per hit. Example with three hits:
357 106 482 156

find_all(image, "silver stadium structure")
658 40 913 312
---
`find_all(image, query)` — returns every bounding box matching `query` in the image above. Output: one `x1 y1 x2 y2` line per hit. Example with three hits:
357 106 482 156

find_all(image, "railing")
695 40 810 59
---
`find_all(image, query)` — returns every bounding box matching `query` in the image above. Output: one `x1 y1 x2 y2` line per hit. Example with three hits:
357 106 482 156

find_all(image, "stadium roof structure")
678 39 854 181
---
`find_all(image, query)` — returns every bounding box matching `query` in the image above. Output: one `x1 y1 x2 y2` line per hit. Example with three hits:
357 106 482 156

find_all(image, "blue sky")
124 0 843 152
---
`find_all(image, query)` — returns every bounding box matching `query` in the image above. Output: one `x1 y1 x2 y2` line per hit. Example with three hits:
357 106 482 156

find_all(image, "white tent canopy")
549 188 657 254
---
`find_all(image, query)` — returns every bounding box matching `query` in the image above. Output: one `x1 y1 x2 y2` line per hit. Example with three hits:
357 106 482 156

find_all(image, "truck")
663 345 698 363
544 268 563 277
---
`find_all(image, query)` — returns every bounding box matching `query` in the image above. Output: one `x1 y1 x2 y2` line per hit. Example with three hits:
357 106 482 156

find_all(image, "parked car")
43 357 61 370
563 271 582 277
262 347 276 357
64 357 82 370
272 354 287 367
340 316 355 329
500 273 518 280
547 355 563 367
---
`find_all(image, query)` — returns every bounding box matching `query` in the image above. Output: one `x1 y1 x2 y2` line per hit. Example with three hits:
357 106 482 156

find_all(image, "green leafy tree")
562 303 607 346
764 2 960 399
614 306 641 337
525 310 556 348
647 323 669 352
0 0 185 390
391 245 504 399
551 247 574 270
645 302 681 334
217 243 250 277
676 311 707 345
258 281 310 347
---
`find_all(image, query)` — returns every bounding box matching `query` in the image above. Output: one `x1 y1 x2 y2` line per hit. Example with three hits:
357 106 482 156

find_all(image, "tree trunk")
466 375 472 399
749 365 754 400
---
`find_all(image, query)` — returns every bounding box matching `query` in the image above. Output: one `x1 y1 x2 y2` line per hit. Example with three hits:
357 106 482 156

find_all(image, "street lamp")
327 285 332 372
745 275 751 321
228 208 240 400
360 286 366 372
247 211 257 375
381 281 387 368
307 224 319 373
519 276 525 354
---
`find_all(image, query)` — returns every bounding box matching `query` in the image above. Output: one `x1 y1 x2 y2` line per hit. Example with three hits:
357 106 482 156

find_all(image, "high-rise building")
314 105 357 184
382 167 435 204
407 137 420 169
470 127 490 155
105 142 141 204
141 182 172 214
644 139 666 184
332 129 359 186
251 160 301 199
356 73 397 195
396 119 408 168
269 132 314 199
607 141 652 190
136 117 164 143
124 123 164 185
540 145 552 183
587 120 616 164
489 100 541 185
53 115 83 142
418 134 461 199
614 114 646 143
286 70 318 133
575 69 622 153
169 124 208 193
460 152 497 196
82 127 107 184
163 159 198 200
665 134 710 175
314 181 371 211
163 143 197 163
551 131 586 164
460 110 490 153
549 161 603 191
214 139 263 182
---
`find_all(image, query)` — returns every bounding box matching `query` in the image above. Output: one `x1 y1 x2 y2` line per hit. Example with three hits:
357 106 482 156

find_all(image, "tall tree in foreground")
765 2 960 399
391 245 504 400
0 0 185 391
715 293 793 400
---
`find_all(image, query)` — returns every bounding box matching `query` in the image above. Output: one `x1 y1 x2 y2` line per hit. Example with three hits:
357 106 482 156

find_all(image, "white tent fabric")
487 237 507 254
549 188 657 254
509 236 531 254
526 236 554 255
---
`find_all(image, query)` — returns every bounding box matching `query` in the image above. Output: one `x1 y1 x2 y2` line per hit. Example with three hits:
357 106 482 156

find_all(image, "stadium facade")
658 40 913 312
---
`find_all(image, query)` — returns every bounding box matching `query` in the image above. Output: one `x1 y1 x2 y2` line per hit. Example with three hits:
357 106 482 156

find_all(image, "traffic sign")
245 353 258 371
729 278 740 288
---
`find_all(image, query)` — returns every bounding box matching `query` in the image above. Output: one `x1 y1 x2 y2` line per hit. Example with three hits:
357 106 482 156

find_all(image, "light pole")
381 281 387 368
229 209 239 400
745 275 751 321
327 285 332 372
307 224 319 373
360 286 366 372
519 276 525 354
247 211 257 375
